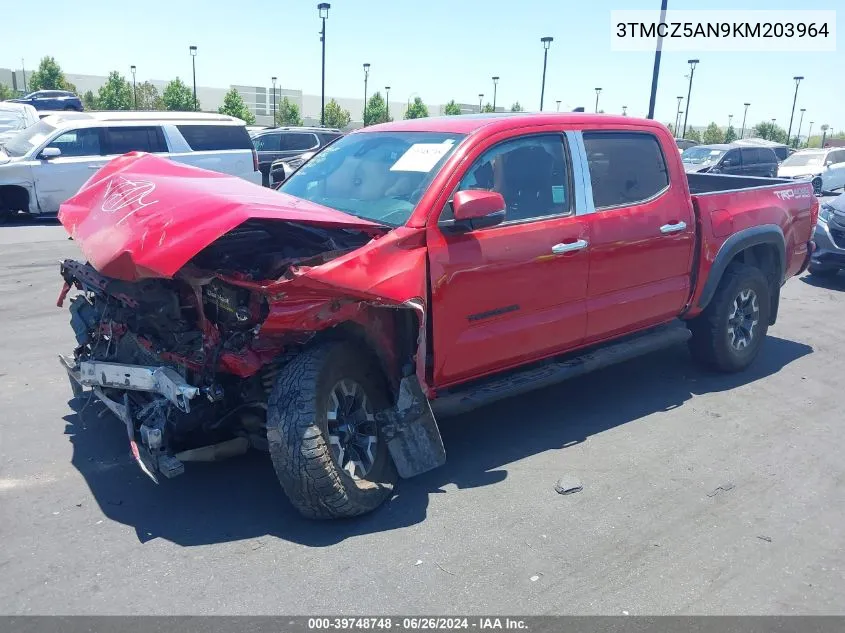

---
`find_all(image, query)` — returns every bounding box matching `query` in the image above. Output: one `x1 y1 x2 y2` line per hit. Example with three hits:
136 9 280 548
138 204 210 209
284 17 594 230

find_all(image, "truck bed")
687 172 793 195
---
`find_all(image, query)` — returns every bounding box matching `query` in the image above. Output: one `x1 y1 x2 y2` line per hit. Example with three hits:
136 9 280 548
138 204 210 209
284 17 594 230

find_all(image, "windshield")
682 147 725 163
2 120 56 157
279 131 465 226
781 152 825 167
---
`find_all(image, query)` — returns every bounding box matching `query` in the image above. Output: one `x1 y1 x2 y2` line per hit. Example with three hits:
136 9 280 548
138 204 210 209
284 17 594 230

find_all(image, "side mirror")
441 190 506 232
825 160 834 167
40 147 61 159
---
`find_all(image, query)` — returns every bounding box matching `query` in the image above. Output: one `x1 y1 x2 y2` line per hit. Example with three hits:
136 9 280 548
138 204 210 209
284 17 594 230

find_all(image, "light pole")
770 118 776 139
385 86 390 122
623 105 628 116
478 93 484 113
539 36 553 111
594 87 602 113
556 100 561 112
681 59 699 138
786 75 804 147
647 0 669 119
189 46 197 111
674 96 683 136
271 76 277 126
740 102 750 138
21 58 27 93
821 124 829 148
318 3 330 126
807 121 814 147
727 113 733 137
795 108 806 147
492 76 499 111
362 63 370 126
130 65 137 109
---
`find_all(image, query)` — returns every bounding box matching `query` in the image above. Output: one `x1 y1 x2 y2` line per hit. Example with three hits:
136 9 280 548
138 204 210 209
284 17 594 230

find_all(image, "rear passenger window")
176 125 253 151
45 128 102 157
253 133 280 151
106 126 167 155
583 132 669 209
740 148 757 164
281 133 318 151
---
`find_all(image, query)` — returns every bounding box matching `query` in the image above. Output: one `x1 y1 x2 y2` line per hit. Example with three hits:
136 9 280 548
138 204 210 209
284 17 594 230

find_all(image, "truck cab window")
452 135 571 223
583 131 669 209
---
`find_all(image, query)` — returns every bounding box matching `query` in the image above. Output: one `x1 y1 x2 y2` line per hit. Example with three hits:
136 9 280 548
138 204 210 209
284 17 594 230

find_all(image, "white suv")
778 147 845 195
0 111 261 220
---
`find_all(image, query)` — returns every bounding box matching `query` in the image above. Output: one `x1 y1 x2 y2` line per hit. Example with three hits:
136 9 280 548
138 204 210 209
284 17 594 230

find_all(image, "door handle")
660 221 687 234
552 239 589 254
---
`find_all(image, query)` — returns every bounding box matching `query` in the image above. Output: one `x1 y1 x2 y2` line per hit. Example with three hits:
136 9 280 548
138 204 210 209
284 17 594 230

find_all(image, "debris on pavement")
757 535 773 543
707 482 735 497
554 477 583 495
435 562 455 576
414 560 423 566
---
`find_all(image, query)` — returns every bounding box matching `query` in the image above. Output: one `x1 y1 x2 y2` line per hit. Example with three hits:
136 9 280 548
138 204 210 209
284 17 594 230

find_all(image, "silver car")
809 194 845 277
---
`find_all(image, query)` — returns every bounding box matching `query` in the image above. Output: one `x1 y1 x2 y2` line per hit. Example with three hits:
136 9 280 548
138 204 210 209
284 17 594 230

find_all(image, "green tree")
685 128 702 142
323 99 351 129
702 122 724 144
218 87 255 124
404 96 429 120
751 121 788 144
134 82 164 110
510 102 524 112
0 83 14 100
724 125 738 143
96 71 132 110
275 97 303 126
666 122 675 135
443 100 462 115
364 91 388 125
82 90 98 110
29 56 76 92
481 102 495 113
162 78 197 111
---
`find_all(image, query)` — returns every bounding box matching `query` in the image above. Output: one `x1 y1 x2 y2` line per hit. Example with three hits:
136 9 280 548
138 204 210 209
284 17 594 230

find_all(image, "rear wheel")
689 263 770 373
812 177 823 196
266 341 397 519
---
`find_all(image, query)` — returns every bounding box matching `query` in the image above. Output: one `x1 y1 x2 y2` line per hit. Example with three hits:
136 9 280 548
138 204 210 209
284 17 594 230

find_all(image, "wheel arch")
697 224 786 324
0 184 32 214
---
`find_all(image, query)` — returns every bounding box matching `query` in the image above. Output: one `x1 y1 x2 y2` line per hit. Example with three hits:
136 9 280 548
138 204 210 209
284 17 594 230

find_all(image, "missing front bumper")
59 355 194 481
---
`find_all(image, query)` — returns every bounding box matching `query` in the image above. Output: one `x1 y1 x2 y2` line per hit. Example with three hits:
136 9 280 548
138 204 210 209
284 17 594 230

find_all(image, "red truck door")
426 131 590 388
579 130 695 341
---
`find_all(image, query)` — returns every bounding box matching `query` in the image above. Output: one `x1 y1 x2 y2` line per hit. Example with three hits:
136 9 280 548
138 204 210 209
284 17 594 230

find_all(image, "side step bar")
432 320 691 417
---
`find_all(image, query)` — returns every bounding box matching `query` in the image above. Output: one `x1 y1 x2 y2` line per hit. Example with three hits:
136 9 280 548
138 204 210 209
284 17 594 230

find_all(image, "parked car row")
249 126 342 186
0 102 39 145
0 111 260 221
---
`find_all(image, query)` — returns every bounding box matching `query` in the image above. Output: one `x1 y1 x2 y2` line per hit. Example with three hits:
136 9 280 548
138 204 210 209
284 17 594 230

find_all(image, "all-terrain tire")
688 263 770 373
266 341 397 519
808 264 839 278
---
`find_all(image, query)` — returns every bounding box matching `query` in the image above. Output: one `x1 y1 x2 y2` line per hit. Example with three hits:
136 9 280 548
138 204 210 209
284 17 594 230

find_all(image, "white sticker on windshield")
710 150 722 155
390 140 455 173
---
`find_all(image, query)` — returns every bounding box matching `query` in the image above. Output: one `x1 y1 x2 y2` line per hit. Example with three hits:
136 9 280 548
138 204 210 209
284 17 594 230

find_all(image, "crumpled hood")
58 152 384 281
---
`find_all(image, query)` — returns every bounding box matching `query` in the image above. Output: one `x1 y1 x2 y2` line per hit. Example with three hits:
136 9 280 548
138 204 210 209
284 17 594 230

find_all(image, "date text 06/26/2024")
610 9 836 52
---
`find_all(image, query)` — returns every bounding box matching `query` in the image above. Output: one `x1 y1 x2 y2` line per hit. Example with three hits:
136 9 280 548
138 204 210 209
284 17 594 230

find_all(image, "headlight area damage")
57 153 445 519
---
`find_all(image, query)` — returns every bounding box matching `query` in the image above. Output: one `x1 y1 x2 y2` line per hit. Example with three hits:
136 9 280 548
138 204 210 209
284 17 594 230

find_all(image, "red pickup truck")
57 113 818 519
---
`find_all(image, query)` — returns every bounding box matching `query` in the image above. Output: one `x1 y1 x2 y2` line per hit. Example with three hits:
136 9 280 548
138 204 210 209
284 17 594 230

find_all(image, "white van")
0 111 261 220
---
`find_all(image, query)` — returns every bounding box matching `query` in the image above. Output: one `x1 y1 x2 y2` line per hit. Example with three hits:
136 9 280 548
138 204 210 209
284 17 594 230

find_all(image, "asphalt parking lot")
1 217 844 616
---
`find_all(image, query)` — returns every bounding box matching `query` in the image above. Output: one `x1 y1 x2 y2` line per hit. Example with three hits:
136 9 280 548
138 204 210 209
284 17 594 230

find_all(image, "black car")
681 144 778 178
250 126 342 186
6 90 84 112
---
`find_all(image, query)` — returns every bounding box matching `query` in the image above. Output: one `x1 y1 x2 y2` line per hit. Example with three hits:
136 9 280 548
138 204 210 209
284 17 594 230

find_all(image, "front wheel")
812 177 823 196
266 341 397 519
688 263 770 373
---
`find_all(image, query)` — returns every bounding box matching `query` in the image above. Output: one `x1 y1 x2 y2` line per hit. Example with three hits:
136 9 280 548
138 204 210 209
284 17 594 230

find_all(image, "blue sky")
3 0 842 131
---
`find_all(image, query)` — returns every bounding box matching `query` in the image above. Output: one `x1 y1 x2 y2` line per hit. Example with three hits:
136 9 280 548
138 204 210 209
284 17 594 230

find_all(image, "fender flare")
697 224 786 311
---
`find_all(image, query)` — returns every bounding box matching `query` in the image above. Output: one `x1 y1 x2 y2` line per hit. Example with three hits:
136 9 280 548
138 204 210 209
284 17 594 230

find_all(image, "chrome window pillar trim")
567 131 595 216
